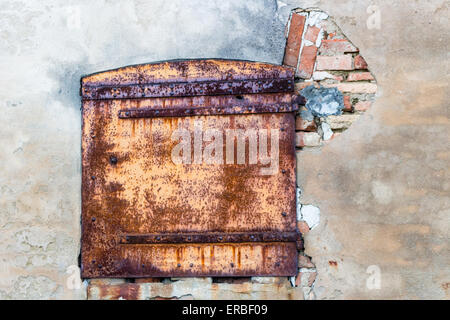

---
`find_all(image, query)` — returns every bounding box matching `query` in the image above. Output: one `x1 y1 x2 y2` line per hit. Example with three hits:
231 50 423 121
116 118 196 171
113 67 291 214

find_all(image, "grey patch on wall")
216 0 286 64
45 58 91 111
301 85 344 117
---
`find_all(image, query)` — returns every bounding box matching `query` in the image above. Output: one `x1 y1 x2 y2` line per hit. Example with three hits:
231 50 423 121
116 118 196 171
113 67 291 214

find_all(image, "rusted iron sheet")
84 243 298 278
120 231 301 244
118 103 298 119
82 78 294 100
81 59 299 278
81 59 294 90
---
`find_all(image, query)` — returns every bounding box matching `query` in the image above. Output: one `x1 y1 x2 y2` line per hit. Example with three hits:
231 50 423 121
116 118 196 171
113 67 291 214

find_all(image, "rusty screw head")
109 155 118 165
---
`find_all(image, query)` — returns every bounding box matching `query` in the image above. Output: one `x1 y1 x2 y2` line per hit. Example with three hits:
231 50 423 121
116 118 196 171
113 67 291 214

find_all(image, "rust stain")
81 59 301 278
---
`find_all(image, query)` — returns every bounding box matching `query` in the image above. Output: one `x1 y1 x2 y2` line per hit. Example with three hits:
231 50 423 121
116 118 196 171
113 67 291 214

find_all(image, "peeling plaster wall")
0 0 448 299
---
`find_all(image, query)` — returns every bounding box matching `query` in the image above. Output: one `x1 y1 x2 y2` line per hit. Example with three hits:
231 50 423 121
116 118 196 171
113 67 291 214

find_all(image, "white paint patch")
289 276 296 287
296 188 302 220
321 122 333 140
303 39 314 46
313 71 334 81
307 11 329 27
300 205 321 229
316 27 324 47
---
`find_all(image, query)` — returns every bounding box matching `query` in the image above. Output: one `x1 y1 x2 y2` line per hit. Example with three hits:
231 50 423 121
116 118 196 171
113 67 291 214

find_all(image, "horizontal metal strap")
120 231 302 245
81 78 294 100
118 103 298 118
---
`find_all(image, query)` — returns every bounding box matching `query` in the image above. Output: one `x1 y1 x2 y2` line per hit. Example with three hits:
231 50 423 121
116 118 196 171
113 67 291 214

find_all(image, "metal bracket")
120 231 303 249
82 78 294 100
118 103 299 118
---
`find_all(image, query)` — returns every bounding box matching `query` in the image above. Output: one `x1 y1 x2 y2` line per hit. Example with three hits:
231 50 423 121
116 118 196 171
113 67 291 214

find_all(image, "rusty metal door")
81 59 302 278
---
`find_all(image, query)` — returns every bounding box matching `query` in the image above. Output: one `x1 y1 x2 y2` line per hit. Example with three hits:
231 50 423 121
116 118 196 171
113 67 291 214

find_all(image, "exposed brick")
325 114 361 130
296 132 321 147
283 13 306 68
251 277 286 284
295 116 317 131
308 272 317 286
347 72 374 81
327 32 337 39
295 81 318 91
298 255 315 268
312 71 343 81
297 220 310 234
304 25 320 43
354 100 372 111
354 55 368 69
343 95 353 112
88 279 304 300
295 271 316 287
297 45 318 79
323 82 377 94
316 55 353 71
319 39 358 55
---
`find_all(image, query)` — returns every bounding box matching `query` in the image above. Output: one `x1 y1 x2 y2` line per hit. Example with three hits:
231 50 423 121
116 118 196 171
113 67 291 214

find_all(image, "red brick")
354 101 372 111
295 81 319 91
343 95 353 112
283 13 306 68
354 55 368 69
298 255 315 268
327 32 336 39
308 272 317 286
295 116 317 131
304 26 320 43
323 82 377 94
319 39 358 55
347 72 374 81
316 55 353 71
296 132 321 147
297 221 310 234
297 45 318 79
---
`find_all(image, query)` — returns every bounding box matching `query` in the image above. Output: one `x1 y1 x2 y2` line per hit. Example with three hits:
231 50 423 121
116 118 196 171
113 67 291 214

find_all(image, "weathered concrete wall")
0 0 448 299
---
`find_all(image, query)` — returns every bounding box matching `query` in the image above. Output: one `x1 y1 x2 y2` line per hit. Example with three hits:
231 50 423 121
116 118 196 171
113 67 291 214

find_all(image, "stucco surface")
0 0 448 299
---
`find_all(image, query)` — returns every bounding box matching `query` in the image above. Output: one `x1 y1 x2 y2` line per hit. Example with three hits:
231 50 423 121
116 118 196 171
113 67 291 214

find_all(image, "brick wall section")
281 10 378 298
283 9 378 149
